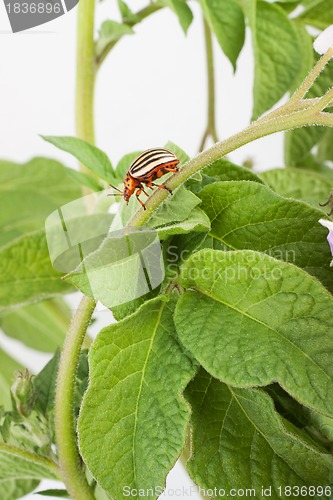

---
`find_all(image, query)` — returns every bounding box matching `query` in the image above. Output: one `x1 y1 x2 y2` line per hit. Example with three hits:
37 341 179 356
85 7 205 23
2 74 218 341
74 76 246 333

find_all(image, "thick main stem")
55 0 97 497
55 296 96 500
76 0 96 149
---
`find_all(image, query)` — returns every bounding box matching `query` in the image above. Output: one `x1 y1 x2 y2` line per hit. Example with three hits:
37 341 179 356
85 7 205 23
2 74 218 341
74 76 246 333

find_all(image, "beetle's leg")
135 188 147 210
151 182 173 195
141 187 150 197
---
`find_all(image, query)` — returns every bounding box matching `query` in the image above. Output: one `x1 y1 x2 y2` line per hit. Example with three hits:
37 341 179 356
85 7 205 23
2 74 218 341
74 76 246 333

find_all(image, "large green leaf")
285 59 333 166
0 158 82 247
200 0 245 70
298 0 333 29
0 349 22 409
260 168 332 208
42 136 115 183
185 369 333 498
199 180 333 291
251 1 300 119
0 298 70 352
175 249 333 417
95 21 134 59
0 230 71 313
78 297 197 499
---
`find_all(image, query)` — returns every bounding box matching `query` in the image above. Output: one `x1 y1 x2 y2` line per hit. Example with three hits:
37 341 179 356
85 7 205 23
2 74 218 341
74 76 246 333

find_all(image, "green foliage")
250 1 300 119
78 297 197 498
175 249 333 417
0 298 70 352
260 167 332 208
95 21 134 59
285 59 333 166
298 0 333 30
0 350 22 409
186 369 333 498
0 230 72 313
42 136 115 183
200 0 245 70
3 0 333 497
165 0 193 34
198 180 333 291
0 158 82 246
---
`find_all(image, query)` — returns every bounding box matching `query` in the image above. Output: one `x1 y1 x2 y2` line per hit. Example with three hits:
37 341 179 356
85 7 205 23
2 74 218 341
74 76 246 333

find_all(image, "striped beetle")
110 148 180 210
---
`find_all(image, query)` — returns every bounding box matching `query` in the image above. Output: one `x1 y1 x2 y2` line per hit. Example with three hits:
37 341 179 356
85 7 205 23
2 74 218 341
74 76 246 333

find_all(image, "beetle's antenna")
108 184 124 197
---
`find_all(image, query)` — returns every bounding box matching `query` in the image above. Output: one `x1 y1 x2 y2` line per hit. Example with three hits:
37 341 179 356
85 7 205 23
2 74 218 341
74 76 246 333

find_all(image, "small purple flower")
319 219 333 266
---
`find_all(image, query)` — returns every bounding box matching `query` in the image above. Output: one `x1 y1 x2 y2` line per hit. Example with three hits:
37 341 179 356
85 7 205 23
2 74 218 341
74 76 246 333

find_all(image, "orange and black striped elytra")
109 148 180 210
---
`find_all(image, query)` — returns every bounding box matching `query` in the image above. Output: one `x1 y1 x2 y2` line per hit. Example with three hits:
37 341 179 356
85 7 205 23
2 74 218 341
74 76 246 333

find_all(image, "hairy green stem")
199 16 218 151
55 295 96 500
129 102 333 228
290 47 333 103
55 0 97 497
76 0 96 150
0 442 62 480
96 3 163 69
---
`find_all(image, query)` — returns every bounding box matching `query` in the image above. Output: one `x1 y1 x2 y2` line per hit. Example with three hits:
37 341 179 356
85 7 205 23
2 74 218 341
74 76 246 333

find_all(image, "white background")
0 0 283 498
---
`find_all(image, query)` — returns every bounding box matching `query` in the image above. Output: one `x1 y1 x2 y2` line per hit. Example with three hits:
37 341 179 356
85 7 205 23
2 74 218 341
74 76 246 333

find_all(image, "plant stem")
290 47 333 103
199 16 219 151
76 0 96 151
129 103 333 228
55 295 96 500
55 0 97 497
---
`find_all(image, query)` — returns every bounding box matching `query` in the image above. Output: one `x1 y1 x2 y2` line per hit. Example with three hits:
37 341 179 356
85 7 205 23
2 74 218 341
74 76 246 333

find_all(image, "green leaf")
41 136 115 183
34 350 88 422
289 24 314 93
175 249 333 417
64 168 103 192
147 187 202 228
1 478 39 500
0 349 22 409
0 230 71 313
285 59 333 166
35 489 69 498
0 158 82 247
95 21 134 59
251 1 300 119
166 0 193 34
203 157 265 183
33 351 61 416
199 180 333 291
78 297 197 499
298 0 333 29
185 369 333 497
117 0 140 23
0 443 58 484
151 208 210 240
200 0 245 70
260 168 332 209
317 128 333 163
0 298 70 352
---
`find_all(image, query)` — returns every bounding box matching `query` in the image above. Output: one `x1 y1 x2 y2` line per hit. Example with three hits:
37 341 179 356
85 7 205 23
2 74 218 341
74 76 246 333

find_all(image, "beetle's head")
123 174 135 203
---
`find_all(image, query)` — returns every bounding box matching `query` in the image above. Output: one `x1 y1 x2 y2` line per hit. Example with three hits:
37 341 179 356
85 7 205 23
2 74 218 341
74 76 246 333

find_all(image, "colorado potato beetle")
109 148 180 210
